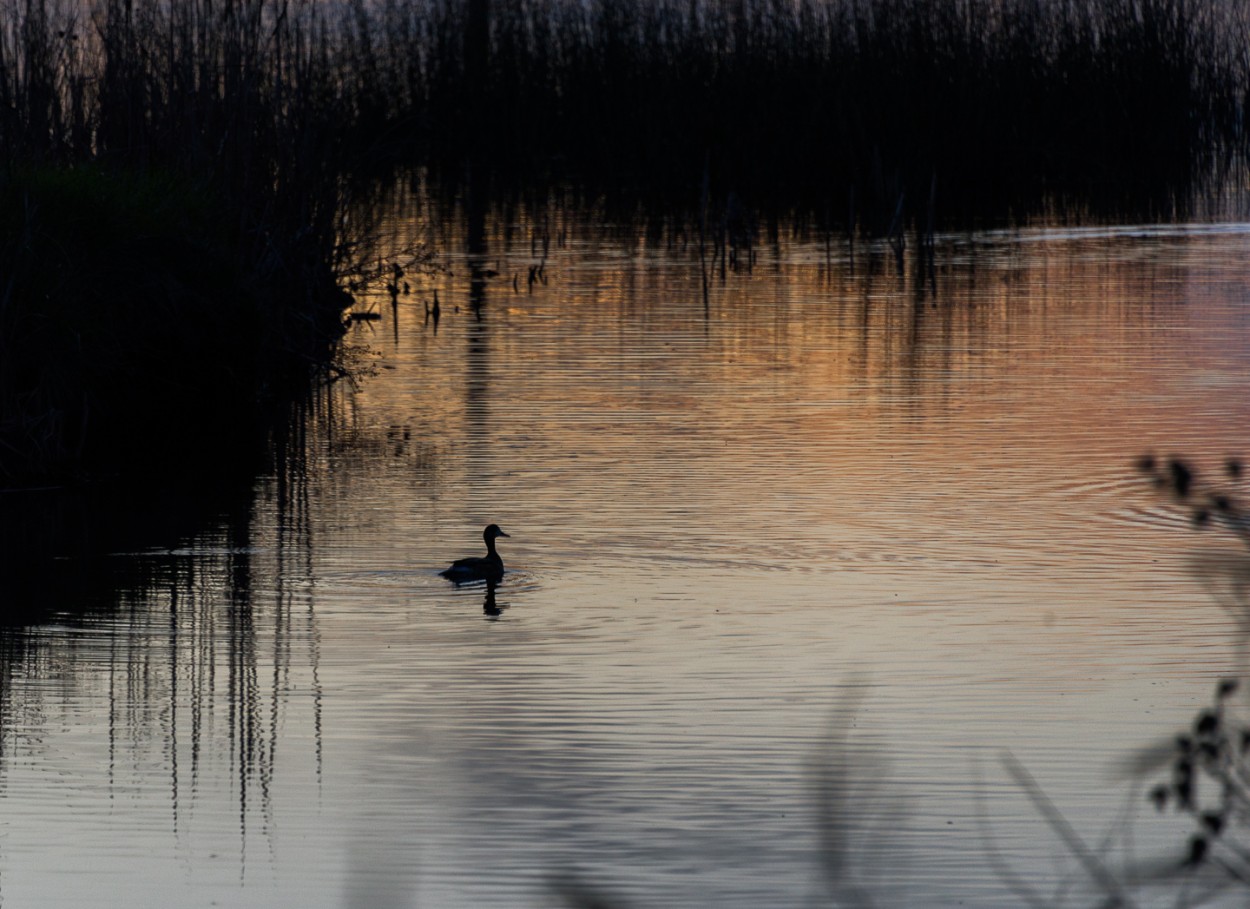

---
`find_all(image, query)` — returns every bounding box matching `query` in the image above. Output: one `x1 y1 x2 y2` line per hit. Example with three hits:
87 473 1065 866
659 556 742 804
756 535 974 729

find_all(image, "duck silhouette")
440 524 509 584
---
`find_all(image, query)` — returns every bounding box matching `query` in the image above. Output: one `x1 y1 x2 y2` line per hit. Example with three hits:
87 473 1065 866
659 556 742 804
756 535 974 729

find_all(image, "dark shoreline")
0 166 351 488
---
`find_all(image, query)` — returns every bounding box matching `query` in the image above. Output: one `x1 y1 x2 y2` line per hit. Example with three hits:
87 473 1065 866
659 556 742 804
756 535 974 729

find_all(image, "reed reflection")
458 178 503 495
398 191 1198 401
0 405 326 879
466 173 491 320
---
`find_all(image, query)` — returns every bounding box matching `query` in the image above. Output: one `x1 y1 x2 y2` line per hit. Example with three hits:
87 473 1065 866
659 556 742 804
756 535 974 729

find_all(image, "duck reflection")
482 580 509 619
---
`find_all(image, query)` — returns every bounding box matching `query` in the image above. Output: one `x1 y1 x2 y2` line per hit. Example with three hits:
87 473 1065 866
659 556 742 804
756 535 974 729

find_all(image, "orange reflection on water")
4 202 1250 907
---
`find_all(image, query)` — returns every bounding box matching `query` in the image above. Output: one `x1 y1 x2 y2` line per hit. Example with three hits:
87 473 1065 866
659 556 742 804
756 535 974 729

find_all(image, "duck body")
440 524 509 584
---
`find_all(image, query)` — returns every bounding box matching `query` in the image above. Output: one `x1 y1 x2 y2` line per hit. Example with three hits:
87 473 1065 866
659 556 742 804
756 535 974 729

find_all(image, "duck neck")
484 536 498 557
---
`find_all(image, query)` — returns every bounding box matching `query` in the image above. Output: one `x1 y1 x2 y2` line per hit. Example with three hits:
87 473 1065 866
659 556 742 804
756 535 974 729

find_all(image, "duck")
440 524 510 583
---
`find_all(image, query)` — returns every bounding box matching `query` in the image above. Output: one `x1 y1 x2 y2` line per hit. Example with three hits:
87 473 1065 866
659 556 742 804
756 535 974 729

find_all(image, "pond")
3 195 1250 907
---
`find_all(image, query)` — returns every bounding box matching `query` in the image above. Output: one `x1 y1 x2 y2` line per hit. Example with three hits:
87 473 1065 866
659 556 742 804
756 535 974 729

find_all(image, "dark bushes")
0 0 368 485
0 165 349 483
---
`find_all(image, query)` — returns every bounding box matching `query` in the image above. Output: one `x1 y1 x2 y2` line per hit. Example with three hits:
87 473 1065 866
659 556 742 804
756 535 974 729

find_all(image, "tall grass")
7 0 1245 224
0 0 379 484
2 0 1248 482
374 0 1250 224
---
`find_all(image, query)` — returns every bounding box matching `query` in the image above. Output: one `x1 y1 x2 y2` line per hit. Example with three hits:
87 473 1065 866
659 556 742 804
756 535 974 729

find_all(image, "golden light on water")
4 202 1250 906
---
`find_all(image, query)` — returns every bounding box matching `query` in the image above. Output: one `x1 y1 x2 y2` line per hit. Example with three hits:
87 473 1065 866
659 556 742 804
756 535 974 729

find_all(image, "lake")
3 194 1250 907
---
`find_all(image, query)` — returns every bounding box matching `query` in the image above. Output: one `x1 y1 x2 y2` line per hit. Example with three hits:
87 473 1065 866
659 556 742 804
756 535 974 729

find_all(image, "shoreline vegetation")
0 166 351 484
0 0 371 488
408 0 1250 223
3 0 1250 489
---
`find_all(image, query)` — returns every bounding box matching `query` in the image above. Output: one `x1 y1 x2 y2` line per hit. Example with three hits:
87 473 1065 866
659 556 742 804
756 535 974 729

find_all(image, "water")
3 200 1250 907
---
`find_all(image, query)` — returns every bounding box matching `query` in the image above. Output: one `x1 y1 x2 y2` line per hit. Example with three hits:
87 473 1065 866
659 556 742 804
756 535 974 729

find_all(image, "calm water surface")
3 203 1250 907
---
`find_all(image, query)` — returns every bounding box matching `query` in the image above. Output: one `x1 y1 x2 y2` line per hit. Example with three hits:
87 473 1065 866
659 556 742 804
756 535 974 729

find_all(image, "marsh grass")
1114 455 1250 901
8 0 1246 226
1144 680 1250 888
379 0 1250 226
0 161 368 484
0 0 392 484
3 0 1249 483
1138 455 1250 553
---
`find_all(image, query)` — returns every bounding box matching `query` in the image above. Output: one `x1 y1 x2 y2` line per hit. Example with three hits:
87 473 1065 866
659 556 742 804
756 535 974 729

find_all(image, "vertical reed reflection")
462 176 498 493
0 396 328 879
272 400 325 781
466 170 491 319
0 631 27 770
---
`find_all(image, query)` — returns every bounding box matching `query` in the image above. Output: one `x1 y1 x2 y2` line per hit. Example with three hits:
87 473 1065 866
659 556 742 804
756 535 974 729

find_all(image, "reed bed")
3 0 1247 222
0 0 373 483
1 0 1249 483
372 0 1250 224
